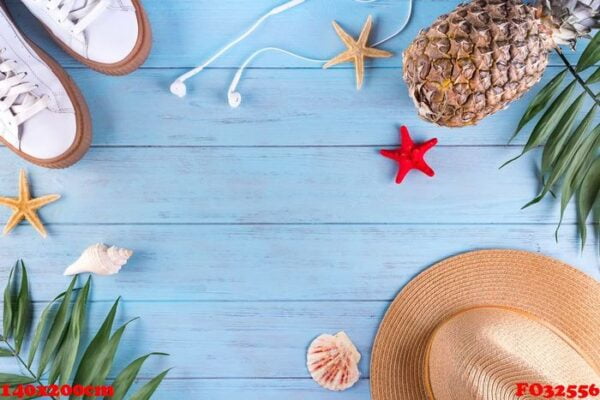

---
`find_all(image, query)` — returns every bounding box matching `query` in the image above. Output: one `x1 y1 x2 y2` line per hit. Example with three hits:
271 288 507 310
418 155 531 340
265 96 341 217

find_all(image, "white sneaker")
19 0 152 75
0 1 91 168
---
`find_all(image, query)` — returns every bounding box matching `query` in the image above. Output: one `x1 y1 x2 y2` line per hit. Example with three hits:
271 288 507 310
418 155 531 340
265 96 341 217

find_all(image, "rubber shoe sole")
39 0 152 76
0 0 92 169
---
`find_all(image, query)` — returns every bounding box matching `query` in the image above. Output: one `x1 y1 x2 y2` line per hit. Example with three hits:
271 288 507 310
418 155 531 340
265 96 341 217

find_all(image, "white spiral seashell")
307 331 361 391
64 243 133 276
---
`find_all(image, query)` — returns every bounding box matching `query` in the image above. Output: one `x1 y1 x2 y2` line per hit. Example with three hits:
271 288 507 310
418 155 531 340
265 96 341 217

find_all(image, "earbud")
225 47 327 109
170 79 187 98
227 68 244 108
228 91 242 108
170 0 306 99
170 0 408 107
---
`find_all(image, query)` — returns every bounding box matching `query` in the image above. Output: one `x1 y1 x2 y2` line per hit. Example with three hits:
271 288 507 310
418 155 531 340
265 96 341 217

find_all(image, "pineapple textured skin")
403 0 553 127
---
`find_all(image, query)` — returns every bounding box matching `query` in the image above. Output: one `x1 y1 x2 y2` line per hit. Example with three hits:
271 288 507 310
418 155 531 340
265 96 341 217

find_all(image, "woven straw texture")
371 249 600 400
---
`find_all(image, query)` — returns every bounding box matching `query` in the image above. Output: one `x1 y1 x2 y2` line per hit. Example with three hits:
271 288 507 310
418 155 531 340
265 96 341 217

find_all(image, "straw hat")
371 249 600 400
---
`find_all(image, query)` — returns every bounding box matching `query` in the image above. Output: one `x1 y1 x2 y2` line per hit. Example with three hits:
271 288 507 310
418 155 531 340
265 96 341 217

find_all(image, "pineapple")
403 0 600 127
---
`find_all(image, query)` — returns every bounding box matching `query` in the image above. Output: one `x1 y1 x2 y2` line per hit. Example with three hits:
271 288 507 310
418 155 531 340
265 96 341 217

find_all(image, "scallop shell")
64 243 133 276
307 331 361 391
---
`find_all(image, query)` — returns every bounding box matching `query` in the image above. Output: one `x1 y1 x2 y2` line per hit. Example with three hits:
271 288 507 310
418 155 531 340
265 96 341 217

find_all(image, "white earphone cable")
372 0 413 47
227 47 327 107
170 0 307 97
227 0 413 108
171 0 413 107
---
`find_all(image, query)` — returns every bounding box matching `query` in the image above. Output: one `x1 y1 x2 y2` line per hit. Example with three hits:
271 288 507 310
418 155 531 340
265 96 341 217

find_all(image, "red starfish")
380 126 438 184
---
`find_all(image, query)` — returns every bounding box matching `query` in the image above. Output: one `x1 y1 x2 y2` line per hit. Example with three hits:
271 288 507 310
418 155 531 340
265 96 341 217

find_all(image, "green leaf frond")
507 30 600 249
0 265 169 400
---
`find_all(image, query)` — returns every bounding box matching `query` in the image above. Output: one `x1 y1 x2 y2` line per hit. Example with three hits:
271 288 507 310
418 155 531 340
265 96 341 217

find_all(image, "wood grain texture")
0 301 385 378
5 0 590 68
0 0 596 398
151 379 370 399
0 225 596 302
61 66 600 147
0 146 582 224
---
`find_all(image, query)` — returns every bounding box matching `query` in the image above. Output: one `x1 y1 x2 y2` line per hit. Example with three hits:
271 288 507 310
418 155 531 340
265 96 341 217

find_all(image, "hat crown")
424 307 600 400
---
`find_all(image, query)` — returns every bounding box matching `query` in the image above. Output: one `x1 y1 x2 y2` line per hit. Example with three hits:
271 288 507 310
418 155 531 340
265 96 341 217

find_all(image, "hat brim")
371 249 600 400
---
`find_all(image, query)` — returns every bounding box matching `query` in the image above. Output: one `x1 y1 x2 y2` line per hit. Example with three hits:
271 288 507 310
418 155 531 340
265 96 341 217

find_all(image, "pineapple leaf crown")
540 0 600 47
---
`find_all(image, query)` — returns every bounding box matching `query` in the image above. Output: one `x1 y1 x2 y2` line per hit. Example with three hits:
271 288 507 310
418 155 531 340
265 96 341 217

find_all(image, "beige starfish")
0 169 60 238
324 15 393 90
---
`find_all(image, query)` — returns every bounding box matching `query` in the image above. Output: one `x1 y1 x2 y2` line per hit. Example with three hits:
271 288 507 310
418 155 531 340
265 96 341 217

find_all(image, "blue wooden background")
0 0 598 398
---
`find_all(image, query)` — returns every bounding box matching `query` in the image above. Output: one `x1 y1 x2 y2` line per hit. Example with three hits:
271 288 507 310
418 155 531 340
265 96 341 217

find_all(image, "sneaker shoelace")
44 0 110 35
0 49 49 141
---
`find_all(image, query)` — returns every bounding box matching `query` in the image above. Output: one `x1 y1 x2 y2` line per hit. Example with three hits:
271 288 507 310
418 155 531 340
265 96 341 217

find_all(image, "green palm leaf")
0 263 168 400
524 124 600 208
55 277 91 386
70 298 121 397
0 268 168 400
129 369 172 400
586 67 600 84
88 318 139 399
28 292 67 367
14 263 30 354
511 69 568 141
502 81 577 168
3 265 16 338
522 81 577 153
37 276 77 377
0 373 35 386
577 158 600 246
541 93 586 174
0 348 13 357
106 353 168 400
555 109 599 237
508 31 600 249
577 30 600 72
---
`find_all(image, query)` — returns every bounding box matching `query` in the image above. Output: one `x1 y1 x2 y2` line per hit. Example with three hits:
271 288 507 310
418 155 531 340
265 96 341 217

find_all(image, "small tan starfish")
324 15 393 90
0 169 60 238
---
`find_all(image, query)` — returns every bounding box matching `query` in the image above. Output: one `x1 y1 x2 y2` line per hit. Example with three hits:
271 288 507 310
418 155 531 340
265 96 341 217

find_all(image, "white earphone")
225 0 413 108
227 70 243 108
226 47 327 108
270 0 306 15
170 0 306 98
171 0 412 108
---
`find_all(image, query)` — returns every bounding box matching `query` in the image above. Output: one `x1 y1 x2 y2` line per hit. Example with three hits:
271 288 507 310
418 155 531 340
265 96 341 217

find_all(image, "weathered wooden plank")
0 377 373 399
0 225 596 302
150 378 370 399
60 66 593 147
5 295 600 380
0 301 387 378
0 146 580 224
6 0 587 68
